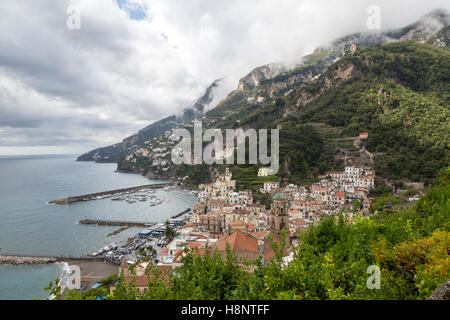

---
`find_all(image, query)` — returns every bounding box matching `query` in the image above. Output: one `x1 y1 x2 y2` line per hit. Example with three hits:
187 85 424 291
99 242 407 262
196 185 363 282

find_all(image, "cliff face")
237 63 286 91
428 25 450 49
232 9 450 100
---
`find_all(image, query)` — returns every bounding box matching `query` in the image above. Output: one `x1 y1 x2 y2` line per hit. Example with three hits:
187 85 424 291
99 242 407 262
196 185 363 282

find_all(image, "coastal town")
1 157 425 297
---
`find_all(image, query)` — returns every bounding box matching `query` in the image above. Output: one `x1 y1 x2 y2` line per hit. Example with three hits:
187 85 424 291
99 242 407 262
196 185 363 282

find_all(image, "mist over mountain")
78 9 449 186
77 79 221 162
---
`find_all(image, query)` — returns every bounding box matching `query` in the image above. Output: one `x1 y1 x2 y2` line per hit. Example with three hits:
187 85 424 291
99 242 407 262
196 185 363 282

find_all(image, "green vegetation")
176 164 212 187
292 41 450 184
60 168 450 300
165 220 176 239
278 123 332 182
231 166 277 190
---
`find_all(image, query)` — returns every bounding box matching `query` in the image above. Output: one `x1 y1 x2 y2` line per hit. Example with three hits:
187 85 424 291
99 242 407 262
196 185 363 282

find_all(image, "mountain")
237 63 287 91
77 80 221 163
232 8 450 100
81 9 450 186
202 38 449 186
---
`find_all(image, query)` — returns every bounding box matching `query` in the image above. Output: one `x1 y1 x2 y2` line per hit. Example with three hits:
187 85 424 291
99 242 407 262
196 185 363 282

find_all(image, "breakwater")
78 219 154 227
171 208 192 219
48 183 171 204
0 255 104 265
78 208 192 228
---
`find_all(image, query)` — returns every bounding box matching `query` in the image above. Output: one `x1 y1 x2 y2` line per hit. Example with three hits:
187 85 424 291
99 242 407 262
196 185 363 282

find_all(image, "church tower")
269 193 290 236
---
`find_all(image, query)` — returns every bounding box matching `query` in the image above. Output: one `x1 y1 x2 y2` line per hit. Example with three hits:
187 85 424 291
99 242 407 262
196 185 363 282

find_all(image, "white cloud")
0 0 449 155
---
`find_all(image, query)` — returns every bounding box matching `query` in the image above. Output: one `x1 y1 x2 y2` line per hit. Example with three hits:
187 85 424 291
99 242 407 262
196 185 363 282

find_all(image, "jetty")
170 208 192 219
78 220 154 228
78 208 192 228
49 183 171 204
0 255 104 265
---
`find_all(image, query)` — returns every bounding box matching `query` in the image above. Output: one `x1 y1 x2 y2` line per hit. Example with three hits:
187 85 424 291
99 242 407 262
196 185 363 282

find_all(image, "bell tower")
269 193 289 236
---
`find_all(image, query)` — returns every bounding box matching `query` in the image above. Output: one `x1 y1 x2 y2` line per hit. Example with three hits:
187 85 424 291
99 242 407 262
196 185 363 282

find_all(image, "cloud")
0 0 449 155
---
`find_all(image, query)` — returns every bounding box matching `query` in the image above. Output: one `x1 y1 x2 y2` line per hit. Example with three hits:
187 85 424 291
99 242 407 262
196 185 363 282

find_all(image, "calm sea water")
0 154 196 300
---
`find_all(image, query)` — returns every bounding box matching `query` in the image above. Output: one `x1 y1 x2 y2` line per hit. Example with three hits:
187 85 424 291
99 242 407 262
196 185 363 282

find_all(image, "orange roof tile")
215 231 258 253
187 242 202 249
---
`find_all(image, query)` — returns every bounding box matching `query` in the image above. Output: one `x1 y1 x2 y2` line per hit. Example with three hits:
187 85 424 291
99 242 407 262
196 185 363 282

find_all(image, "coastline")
0 155 196 299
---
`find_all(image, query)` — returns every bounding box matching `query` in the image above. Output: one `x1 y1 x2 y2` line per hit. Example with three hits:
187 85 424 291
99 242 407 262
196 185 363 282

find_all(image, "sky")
0 0 449 155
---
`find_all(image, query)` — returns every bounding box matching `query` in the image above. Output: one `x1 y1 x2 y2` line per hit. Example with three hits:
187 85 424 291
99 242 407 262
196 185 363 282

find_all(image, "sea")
0 154 197 300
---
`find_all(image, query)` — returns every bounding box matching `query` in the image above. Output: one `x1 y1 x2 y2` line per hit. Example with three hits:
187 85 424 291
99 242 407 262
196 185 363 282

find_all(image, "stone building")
269 193 290 236
199 213 222 236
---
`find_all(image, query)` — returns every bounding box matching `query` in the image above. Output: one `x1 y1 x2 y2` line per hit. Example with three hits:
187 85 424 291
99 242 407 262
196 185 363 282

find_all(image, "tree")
165 221 176 239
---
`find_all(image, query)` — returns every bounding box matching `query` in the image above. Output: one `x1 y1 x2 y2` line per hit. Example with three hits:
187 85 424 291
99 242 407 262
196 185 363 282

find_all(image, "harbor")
0 156 198 300
77 208 192 265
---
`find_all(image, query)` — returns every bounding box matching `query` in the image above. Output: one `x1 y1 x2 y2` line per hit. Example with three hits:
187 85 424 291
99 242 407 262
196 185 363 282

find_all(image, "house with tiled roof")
110 261 171 296
290 218 309 234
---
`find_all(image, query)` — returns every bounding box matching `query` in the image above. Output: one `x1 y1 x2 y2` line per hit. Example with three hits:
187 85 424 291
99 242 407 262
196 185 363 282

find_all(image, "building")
110 259 171 296
199 213 222 235
269 193 290 237
214 230 283 264
359 132 369 140
227 219 249 234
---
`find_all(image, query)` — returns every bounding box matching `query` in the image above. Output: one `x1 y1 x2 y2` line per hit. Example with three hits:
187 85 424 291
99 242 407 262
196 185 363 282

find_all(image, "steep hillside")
428 25 450 50
227 9 450 103
285 41 450 183
81 10 450 187
199 41 449 187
